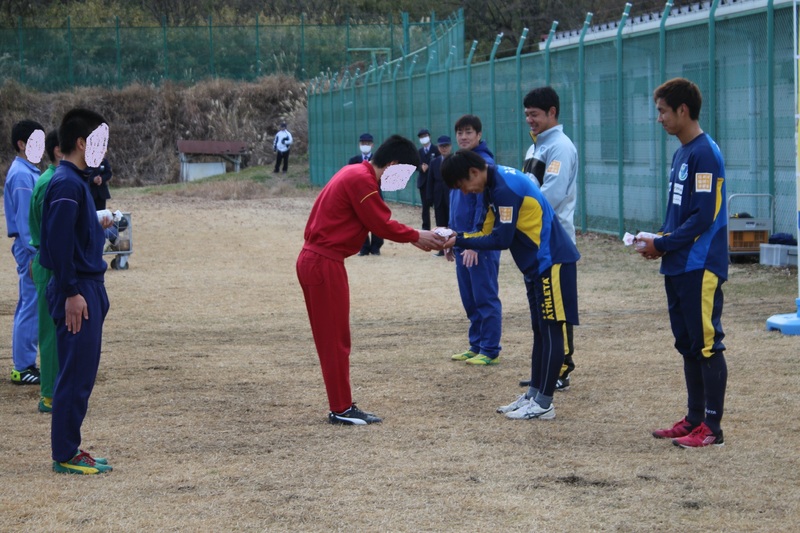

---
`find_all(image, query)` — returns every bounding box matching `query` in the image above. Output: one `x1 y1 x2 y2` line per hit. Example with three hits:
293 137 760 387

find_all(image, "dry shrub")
0 76 306 186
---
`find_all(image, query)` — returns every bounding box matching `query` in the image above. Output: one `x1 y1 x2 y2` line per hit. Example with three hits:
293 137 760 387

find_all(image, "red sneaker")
652 417 697 439
672 422 724 448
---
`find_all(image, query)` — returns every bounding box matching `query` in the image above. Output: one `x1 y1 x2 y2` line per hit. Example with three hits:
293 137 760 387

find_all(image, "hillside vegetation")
0 76 306 186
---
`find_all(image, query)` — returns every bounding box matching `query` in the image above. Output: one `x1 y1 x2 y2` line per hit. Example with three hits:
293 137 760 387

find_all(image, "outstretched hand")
414 230 446 251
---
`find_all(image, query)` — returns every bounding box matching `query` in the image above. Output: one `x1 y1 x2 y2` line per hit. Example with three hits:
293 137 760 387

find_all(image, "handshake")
413 227 457 254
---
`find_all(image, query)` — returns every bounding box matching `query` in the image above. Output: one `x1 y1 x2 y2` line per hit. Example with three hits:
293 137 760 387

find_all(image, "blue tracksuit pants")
11 239 38 370
454 248 502 357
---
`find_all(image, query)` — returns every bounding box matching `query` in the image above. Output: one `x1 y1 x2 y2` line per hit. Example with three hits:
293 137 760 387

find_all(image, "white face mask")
359 144 372 155
25 129 45 164
419 136 431 145
84 123 109 168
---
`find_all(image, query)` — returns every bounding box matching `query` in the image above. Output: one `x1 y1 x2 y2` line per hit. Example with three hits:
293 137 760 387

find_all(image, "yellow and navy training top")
654 133 728 280
454 165 580 277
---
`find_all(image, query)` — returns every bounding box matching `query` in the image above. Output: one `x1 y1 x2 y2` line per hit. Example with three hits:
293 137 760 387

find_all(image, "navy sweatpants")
49 278 109 462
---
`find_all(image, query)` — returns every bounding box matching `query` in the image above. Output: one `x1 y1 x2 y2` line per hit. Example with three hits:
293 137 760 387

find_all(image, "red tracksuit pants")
296 248 352 413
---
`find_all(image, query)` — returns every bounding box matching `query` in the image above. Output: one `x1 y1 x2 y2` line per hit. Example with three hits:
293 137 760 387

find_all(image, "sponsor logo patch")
695 173 712 192
546 160 562 175
498 206 514 223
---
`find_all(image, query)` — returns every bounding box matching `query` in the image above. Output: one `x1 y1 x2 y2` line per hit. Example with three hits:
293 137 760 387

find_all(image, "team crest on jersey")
546 160 561 175
695 173 712 192
498 206 514 223
678 163 688 182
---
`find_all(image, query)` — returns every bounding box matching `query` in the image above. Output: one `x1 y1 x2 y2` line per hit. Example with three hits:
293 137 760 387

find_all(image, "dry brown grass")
1 182 799 532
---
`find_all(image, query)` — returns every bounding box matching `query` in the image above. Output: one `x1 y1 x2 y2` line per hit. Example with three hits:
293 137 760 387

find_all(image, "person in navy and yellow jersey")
637 78 728 448
519 86 579 392
440 150 580 420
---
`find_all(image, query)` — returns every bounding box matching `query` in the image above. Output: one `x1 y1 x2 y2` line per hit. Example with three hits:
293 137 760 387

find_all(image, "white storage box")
759 243 798 267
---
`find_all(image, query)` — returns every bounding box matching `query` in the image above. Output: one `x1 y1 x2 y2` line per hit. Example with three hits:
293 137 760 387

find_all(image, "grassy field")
1 166 799 532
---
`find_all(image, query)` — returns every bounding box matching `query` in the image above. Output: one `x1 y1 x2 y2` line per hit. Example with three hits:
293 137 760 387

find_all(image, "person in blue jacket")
637 78 728 449
441 150 580 419
4 119 45 385
40 108 115 474
447 115 503 366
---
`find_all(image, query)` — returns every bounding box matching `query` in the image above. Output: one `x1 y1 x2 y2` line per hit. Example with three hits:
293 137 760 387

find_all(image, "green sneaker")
465 354 500 365
451 350 477 361
53 451 112 475
79 449 108 465
38 397 53 413
11 365 40 385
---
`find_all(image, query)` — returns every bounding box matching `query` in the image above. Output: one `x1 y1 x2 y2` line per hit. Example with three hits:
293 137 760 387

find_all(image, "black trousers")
275 150 290 172
419 187 432 230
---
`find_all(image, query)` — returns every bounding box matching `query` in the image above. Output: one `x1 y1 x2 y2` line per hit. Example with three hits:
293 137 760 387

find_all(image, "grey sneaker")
505 400 555 420
497 394 530 414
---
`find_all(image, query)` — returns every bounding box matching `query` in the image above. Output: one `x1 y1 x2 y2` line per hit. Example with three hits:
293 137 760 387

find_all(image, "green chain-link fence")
0 11 465 90
309 0 797 237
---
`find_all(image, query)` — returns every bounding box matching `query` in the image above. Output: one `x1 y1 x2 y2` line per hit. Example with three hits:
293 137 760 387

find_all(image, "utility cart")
104 212 133 270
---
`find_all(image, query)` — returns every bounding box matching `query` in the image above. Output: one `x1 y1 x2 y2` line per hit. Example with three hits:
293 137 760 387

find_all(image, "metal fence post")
115 17 121 89
616 3 631 238
767 0 775 200
578 12 593 234
17 16 24 85
392 61 402 133
329 73 338 180
162 15 168 81
709 0 721 139
208 15 215 77
301 13 306 80
515 28 529 166
363 68 372 130
658 1 674 223
407 54 419 204
351 69 360 147
377 65 386 141
67 16 74 89
544 21 558 85
445 45 456 131
466 40 478 114
256 17 261 77
425 48 436 131
489 33 503 152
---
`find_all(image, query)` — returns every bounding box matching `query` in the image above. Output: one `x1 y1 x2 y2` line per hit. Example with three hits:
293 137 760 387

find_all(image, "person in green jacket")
29 129 61 413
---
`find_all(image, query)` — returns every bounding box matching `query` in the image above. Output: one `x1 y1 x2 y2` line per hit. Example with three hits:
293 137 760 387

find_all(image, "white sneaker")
497 394 530 414
505 400 555 420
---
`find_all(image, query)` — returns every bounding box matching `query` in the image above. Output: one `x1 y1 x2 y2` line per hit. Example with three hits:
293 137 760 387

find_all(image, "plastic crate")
760 244 798 267
729 228 769 252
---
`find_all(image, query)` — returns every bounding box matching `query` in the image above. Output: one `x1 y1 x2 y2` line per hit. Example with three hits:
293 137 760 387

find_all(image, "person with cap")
349 133 383 256
416 128 440 230
427 135 452 255
273 121 293 173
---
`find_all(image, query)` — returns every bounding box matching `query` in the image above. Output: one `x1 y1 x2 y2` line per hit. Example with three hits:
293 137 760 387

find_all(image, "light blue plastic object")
766 298 800 335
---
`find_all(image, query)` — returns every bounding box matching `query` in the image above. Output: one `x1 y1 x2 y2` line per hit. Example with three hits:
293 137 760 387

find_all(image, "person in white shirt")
273 122 293 173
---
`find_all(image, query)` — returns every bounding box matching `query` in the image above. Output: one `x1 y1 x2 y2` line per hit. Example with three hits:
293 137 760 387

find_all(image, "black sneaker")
11 365 40 385
328 404 382 425
518 376 570 391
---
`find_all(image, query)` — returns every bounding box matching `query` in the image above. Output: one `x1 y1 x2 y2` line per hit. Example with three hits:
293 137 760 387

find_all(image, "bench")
177 140 249 181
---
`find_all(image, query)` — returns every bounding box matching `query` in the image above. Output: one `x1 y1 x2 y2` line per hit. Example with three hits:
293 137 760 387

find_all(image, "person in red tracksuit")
297 135 445 425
